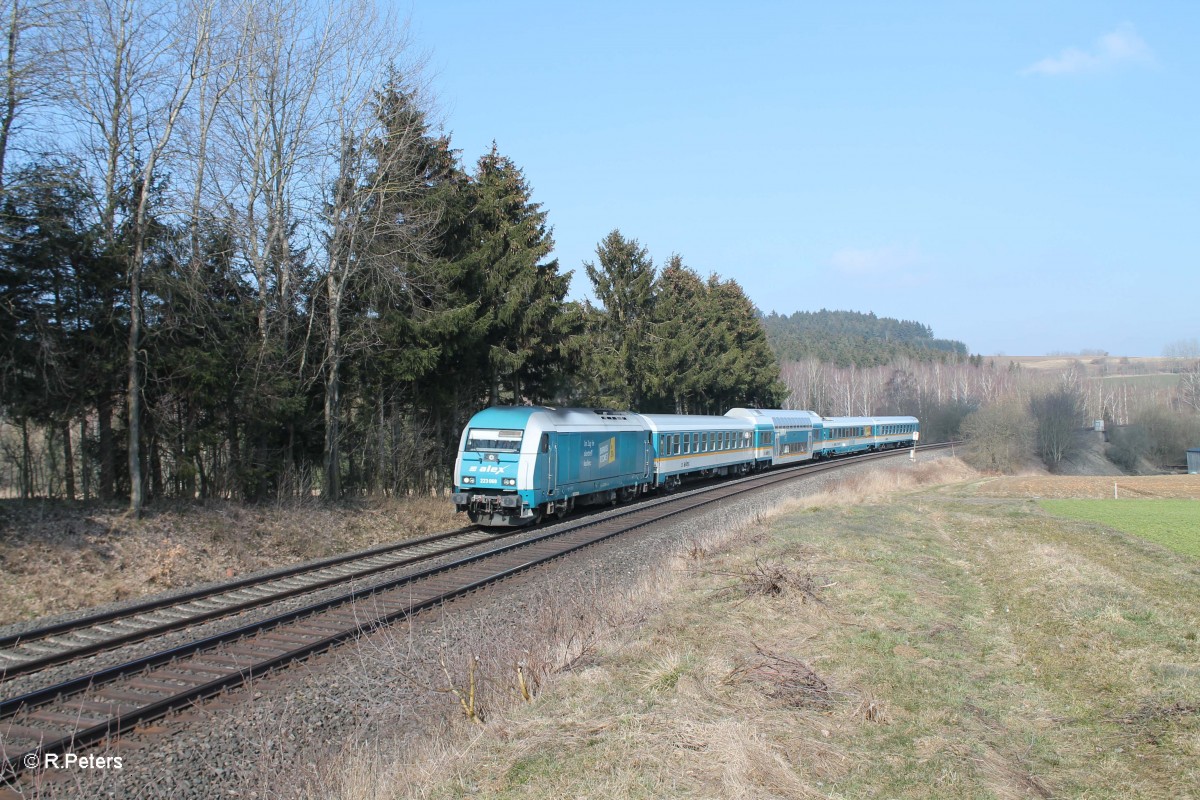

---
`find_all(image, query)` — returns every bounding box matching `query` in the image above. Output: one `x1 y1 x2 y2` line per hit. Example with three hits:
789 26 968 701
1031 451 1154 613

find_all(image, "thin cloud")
1023 24 1153 76
831 245 921 277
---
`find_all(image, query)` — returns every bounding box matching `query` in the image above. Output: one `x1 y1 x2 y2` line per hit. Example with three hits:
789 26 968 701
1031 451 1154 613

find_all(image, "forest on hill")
762 309 971 367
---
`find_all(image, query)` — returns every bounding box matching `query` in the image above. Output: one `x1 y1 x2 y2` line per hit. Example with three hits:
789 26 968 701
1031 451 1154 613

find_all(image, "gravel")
3 449 952 799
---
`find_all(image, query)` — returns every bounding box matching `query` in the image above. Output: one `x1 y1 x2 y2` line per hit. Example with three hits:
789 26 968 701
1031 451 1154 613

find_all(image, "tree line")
0 0 780 508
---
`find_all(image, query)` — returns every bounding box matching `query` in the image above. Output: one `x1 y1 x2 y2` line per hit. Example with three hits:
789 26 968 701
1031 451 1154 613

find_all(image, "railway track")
0 442 953 783
0 525 503 681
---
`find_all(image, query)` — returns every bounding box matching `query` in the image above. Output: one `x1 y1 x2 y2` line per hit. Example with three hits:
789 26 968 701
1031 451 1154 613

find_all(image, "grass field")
1040 499 1200 559
1041 496 1200 561
355 465 1200 799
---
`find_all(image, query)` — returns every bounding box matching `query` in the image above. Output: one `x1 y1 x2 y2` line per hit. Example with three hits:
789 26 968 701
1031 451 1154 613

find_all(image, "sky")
404 1 1198 357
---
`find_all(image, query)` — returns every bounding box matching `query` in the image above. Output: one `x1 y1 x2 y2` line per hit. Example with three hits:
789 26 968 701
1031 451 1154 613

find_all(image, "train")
451 406 919 526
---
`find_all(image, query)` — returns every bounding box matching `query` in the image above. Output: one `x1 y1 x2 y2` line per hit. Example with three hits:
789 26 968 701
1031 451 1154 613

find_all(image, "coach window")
683 434 691 454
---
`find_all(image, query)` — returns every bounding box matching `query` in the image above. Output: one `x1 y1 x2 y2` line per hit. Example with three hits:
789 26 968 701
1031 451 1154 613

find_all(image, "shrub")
960 400 1033 473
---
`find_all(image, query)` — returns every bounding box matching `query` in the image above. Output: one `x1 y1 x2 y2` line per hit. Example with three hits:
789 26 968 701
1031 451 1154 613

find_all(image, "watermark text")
23 752 123 770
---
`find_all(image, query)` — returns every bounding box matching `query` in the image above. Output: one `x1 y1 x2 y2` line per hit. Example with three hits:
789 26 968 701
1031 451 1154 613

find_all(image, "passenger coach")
724 408 822 467
814 415 919 458
641 414 756 491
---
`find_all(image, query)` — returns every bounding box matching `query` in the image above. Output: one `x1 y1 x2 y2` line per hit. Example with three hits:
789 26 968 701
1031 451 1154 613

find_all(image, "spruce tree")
468 144 571 404
582 230 655 408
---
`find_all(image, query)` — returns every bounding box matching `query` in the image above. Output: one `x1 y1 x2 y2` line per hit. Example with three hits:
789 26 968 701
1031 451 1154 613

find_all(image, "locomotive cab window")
466 429 523 453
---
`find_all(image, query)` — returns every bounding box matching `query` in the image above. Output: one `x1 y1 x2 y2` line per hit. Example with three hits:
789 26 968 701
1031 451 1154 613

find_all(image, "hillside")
762 309 970 367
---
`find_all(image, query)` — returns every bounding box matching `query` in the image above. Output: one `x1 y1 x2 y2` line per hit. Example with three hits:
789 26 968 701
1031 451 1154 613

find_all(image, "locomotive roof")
465 406 646 432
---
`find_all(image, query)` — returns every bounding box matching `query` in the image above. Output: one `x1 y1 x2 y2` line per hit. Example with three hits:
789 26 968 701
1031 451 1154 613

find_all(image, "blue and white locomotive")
452 406 919 526
452 406 652 526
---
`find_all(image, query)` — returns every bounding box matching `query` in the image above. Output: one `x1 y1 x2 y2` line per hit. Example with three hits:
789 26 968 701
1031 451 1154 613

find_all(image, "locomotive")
451 406 919 526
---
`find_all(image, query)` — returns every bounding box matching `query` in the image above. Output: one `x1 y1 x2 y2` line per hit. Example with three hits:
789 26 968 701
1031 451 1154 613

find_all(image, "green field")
1040 499 1200 558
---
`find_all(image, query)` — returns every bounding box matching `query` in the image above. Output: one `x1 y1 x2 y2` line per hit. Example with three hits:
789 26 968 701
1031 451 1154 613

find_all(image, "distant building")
1189 449 1200 475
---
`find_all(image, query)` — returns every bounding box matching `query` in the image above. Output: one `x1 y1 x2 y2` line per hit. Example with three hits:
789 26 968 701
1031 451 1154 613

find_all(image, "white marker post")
911 431 919 462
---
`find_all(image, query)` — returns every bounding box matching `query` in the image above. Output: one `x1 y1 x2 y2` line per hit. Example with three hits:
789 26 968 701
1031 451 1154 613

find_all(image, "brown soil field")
965 474 1200 499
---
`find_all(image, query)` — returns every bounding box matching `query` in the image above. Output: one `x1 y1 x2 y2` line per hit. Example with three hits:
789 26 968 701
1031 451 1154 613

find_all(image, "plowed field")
968 474 1200 500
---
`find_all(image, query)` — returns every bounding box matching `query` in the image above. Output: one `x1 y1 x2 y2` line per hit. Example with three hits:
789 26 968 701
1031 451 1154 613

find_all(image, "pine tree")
645 256 707 412
582 230 655 408
0 160 122 499
468 144 571 404
703 275 784 410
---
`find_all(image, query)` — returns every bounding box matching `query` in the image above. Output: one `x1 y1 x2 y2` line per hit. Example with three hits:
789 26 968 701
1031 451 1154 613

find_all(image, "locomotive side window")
539 433 549 453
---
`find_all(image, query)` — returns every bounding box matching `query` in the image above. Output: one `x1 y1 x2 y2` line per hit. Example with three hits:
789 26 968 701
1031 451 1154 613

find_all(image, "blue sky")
407 1 1198 356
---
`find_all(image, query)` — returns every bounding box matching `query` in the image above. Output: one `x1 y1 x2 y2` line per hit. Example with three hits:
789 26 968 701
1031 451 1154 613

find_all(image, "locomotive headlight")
502 478 516 486
461 476 476 485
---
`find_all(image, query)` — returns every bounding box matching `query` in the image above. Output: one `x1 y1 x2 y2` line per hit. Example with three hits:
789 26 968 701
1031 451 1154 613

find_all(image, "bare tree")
0 0 65 191
1163 338 1200 359
311 3 435 500
215 0 344 345
1178 360 1200 414
962 400 1033 473
1029 387 1083 469
61 0 214 514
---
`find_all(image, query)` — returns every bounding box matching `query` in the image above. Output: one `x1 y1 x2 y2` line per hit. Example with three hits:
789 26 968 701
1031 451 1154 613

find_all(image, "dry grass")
305 455 1200 799
0 496 462 625
786 457 979 511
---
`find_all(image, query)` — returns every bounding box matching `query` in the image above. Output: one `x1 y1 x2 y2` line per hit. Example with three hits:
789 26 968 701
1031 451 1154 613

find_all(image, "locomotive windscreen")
466 428 524 453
